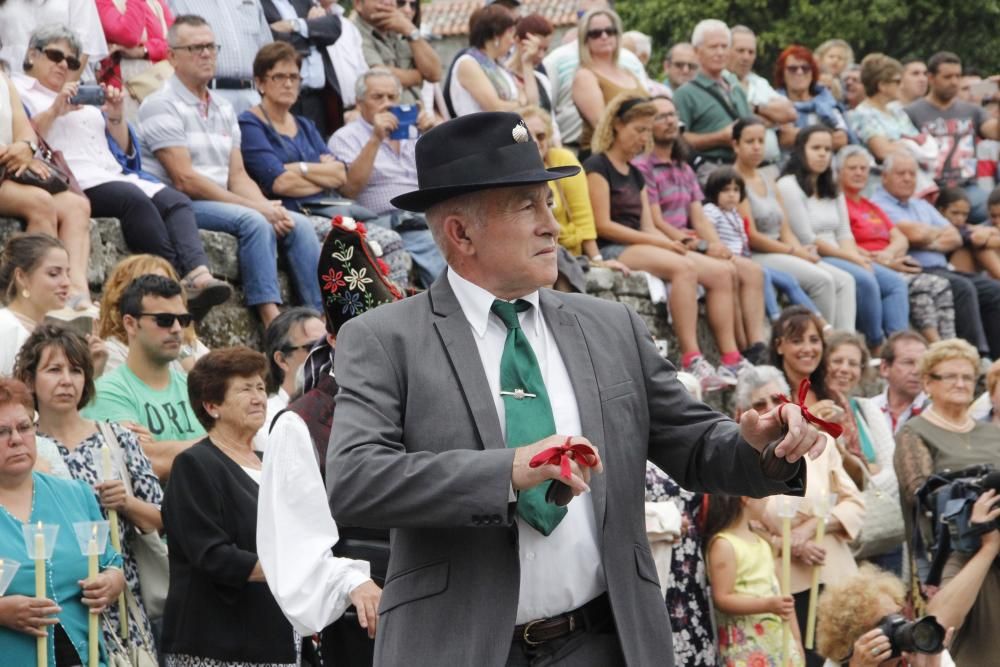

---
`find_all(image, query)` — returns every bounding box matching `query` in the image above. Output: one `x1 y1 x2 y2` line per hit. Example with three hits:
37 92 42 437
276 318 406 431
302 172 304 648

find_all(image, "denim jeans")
822 258 910 347
369 211 446 288
963 182 989 224
190 200 322 310
762 266 821 321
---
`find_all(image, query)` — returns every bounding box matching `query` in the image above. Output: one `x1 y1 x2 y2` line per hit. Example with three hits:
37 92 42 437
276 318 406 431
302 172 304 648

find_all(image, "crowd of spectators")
0 0 999 666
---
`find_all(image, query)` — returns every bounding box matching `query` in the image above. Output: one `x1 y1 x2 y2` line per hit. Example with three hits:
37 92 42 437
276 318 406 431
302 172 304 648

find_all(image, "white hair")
834 144 873 173
731 24 755 39
734 365 790 411
622 31 652 59
691 19 730 48
882 150 918 174
354 66 402 101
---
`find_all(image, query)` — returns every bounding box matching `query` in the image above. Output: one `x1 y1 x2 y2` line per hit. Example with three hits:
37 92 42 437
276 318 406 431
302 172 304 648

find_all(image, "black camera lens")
877 614 945 656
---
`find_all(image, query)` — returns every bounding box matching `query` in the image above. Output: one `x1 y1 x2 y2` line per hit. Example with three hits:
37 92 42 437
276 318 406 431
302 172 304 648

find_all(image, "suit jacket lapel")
539 291 607 530
429 277 505 451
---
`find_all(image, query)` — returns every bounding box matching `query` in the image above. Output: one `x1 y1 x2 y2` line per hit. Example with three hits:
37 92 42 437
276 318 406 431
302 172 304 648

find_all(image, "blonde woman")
98 254 209 375
584 93 747 391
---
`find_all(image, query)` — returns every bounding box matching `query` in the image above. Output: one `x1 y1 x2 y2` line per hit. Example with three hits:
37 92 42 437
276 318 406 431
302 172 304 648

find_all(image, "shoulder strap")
692 78 741 121
96 421 135 497
442 48 472 119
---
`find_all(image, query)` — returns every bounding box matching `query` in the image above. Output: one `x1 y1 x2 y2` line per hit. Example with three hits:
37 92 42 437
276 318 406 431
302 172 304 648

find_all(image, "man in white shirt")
326 111 826 666
871 330 930 434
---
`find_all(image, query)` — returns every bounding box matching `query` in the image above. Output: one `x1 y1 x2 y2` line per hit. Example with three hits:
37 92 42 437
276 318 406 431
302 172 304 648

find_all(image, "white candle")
88 525 98 667
34 523 46 667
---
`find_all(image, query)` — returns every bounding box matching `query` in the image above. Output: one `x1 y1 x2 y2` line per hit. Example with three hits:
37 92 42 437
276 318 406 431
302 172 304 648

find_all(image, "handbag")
850 462 905 560
102 586 158 667
97 421 170 619
0 152 70 194
27 124 85 197
124 59 174 103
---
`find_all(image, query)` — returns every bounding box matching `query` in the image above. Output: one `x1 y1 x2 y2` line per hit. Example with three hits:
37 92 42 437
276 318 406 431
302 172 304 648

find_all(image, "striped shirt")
632 153 703 230
328 117 419 216
138 76 240 189
167 0 272 80
703 203 749 256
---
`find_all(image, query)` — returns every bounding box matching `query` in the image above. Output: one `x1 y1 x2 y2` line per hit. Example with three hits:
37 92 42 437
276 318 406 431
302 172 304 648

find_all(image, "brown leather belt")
512 593 612 646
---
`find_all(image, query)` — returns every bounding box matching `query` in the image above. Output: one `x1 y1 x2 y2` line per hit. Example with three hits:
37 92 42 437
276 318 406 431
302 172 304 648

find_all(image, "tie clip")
500 388 536 400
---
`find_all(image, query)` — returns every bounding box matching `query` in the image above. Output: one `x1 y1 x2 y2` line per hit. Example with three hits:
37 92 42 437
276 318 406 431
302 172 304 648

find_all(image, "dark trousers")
318 612 375 667
85 181 209 276
505 615 624 667
294 85 343 140
925 267 1000 358
793 588 825 667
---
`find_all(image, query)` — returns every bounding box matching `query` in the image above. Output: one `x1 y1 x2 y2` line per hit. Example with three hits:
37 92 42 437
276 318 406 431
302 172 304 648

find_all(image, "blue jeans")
822 258 909 347
370 211 446 288
763 267 821 320
963 182 989 224
190 200 322 310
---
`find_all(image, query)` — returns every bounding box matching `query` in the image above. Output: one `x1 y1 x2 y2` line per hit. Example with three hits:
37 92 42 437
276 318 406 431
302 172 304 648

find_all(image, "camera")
69 85 106 106
876 614 945 657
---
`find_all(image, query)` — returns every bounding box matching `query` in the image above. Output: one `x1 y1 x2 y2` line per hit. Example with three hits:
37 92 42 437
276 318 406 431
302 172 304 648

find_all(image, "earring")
494 38 500 49
21 289 29 300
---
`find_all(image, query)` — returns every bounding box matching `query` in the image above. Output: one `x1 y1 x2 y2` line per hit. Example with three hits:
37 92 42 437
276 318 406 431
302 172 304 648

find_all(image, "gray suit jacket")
327 277 805 666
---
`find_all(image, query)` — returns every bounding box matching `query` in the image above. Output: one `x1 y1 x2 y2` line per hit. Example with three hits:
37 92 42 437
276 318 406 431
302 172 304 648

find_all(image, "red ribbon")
528 437 599 479
777 379 844 439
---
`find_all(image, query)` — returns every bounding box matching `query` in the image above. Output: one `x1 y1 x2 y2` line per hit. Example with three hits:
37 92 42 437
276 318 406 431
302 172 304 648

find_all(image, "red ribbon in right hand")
528 437 599 480
777 379 844 439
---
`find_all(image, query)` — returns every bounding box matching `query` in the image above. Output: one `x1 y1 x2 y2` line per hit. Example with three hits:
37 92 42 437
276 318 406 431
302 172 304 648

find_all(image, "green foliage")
616 0 1000 79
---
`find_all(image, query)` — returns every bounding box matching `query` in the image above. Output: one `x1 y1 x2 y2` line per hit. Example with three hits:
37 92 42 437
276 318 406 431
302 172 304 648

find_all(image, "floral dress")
38 421 164 652
710 531 804 667
645 463 717 666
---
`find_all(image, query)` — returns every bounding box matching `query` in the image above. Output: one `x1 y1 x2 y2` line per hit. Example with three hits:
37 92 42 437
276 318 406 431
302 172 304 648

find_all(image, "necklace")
211 436 260 469
924 406 975 433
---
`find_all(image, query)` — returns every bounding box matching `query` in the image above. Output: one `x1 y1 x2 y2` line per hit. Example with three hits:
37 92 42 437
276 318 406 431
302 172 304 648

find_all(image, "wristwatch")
20 138 38 153
695 239 709 253
406 28 422 41
299 161 309 175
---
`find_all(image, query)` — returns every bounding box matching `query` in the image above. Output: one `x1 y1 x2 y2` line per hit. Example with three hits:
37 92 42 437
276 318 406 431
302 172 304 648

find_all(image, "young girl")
703 167 827 325
937 186 1000 278
705 493 805 667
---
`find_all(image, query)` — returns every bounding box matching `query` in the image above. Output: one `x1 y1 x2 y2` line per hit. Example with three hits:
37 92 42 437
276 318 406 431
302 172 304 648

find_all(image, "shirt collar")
168 75 219 109
446 268 541 339
874 186 910 208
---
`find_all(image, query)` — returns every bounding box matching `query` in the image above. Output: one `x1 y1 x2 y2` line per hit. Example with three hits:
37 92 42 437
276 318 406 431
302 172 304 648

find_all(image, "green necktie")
491 299 567 536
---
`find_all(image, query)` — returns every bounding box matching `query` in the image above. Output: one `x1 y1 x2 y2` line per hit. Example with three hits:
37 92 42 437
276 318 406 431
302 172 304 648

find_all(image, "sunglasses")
396 0 417 6
750 394 785 413
41 48 82 71
784 64 811 74
586 27 618 40
137 312 194 328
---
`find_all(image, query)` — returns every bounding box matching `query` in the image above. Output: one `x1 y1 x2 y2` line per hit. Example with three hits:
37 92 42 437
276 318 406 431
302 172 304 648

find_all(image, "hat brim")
389 165 580 213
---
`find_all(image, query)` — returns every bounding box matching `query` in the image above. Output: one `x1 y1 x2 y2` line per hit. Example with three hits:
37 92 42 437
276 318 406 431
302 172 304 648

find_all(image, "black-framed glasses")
586 27 618 40
396 0 417 7
784 64 811 74
172 42 221 55
282 338 322 355
41 48 82 71
137 312 194 328
267 72 302 85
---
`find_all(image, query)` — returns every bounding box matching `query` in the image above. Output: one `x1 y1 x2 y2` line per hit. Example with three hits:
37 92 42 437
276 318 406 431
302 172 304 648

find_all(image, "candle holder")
72 521 110 557
0 558 20 596
20 522 59 560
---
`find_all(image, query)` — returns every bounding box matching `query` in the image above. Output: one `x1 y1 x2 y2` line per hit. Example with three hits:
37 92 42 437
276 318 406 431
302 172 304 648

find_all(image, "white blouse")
0 308 32 378
448 54 519 117
13 73 163 197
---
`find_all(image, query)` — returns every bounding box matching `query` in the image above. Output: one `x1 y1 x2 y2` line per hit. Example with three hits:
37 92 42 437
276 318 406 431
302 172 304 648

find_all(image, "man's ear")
442 215 476 257
273 349 289 373
122 313 139 338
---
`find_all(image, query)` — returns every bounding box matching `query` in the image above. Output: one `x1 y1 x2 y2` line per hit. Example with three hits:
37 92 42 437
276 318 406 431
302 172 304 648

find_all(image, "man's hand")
307 5 327 19
349 580 381 639
511 435 603 495
371 111 399 142
256 200 295 236
416 110 436 133
369 7 414 35
122 420 153 448
971 489 1000 551
0 596 61 637
739 403 825 463
270 19 296 33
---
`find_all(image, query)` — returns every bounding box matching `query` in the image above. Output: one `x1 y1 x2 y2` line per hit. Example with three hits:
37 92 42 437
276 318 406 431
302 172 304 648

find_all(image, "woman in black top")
160 347 295 667
584 93 746 393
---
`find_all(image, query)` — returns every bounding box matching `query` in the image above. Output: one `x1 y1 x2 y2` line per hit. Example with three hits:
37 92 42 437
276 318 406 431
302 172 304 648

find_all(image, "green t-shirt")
83 365 206 442
672 71 752 162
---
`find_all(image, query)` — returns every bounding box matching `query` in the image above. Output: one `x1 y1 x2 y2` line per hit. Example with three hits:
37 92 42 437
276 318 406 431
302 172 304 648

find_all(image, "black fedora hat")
389 111 579 212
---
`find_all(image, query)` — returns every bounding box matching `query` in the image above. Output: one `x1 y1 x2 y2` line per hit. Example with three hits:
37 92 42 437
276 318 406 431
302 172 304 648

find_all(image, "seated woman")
446 5 538 117
0 378 126 666
848 53 939 198
779 126 909 353
816 564 956 667
572 8 646 161
14 24 231 316
97 254 210 375
734 117 854 330
734 361 865 667
0 69 92 308
584 94 750 391
15 324 162 656
838 145 956 342
894 339 1000 665
240 42 351 221
935 187 1000 278
775 45 854 151
160 347 297 666
0 233 105 377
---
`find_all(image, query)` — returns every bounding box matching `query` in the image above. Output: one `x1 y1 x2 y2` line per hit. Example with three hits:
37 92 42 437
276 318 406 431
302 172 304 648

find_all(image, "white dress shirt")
257 410 372 635
447 268 606 624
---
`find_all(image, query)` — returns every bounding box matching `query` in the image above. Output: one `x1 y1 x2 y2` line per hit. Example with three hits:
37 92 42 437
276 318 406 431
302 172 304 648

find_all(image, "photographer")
816 564 956 667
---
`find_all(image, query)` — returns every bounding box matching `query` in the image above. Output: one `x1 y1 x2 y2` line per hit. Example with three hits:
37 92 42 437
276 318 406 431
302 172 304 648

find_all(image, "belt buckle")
522 619 546 647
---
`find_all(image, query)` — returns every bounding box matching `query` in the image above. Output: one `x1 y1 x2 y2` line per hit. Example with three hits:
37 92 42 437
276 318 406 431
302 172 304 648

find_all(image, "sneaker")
725 356 756 380
686 356 733 393
742 342 768 365
714 363 741 387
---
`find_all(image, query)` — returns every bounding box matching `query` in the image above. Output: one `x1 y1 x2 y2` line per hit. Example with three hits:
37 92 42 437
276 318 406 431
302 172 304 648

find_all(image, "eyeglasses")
41 48 82 71
396 0 417 7
171 43 221 55
750 394 785 413
267 73 302 85
282 338 322 355
928 372 976 385
0 421 34 444
671 62 698 71
586 27 618 40
137 312 194 328
784 64 811 74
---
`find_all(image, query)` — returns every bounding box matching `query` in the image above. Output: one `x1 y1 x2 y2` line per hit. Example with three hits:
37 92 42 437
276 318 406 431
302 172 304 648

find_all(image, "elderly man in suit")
326 111 825 667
